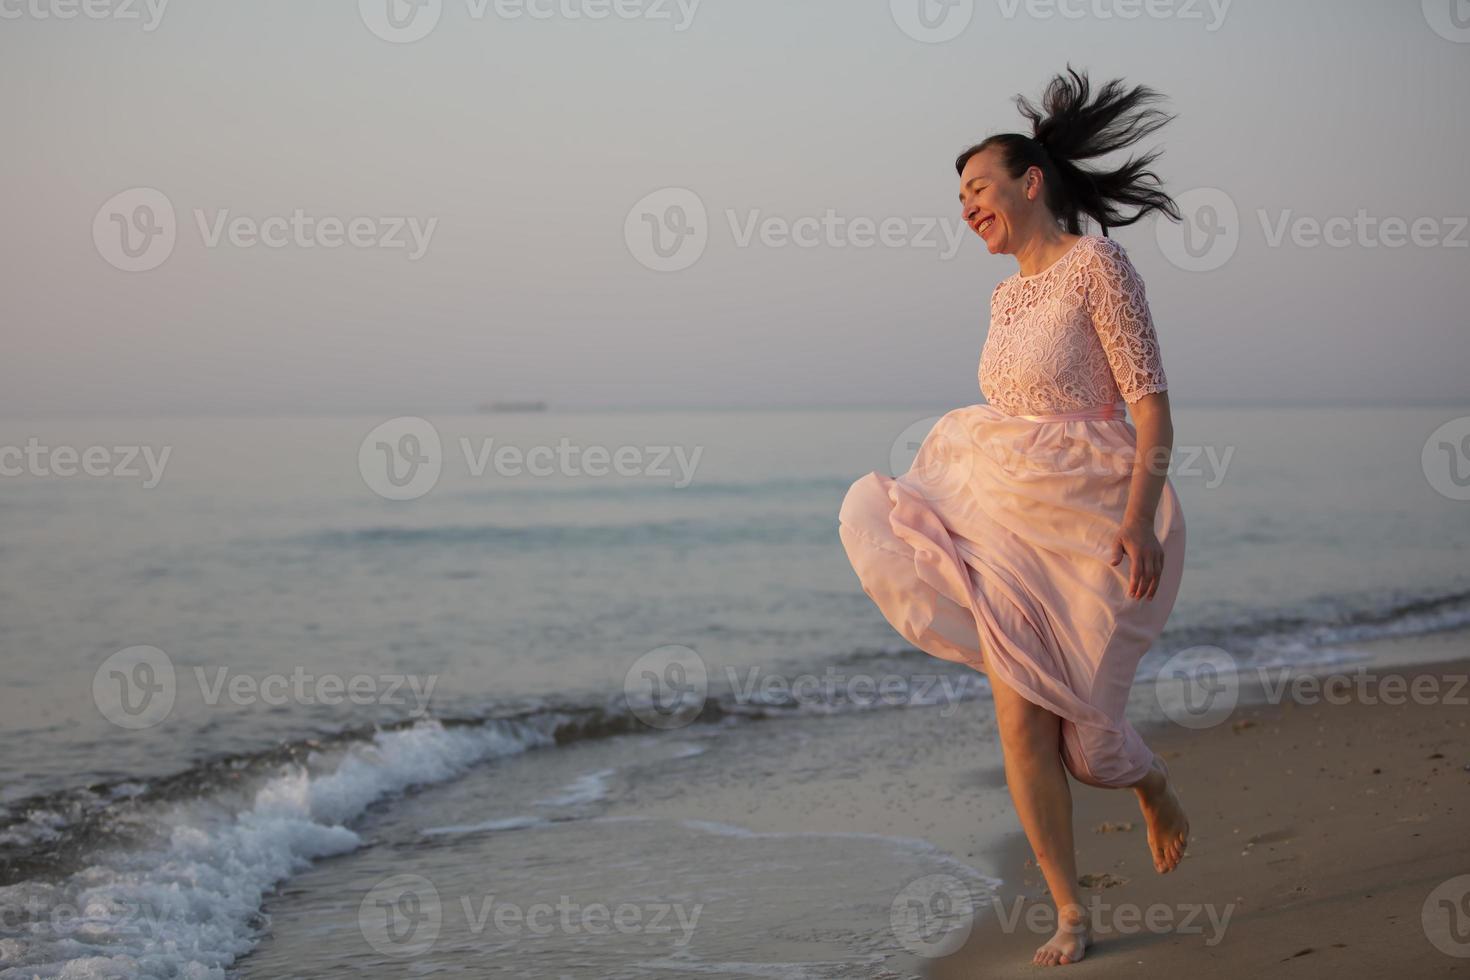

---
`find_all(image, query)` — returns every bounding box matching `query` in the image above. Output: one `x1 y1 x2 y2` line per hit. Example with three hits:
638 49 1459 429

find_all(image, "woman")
837 66 1190 967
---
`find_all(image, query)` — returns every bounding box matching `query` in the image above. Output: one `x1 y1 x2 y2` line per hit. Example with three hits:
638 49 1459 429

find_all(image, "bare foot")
1033 906 1090 966
1135 754 1189 873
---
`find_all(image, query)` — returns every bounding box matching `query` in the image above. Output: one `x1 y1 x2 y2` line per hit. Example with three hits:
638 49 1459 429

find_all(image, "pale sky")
3 0 1467 415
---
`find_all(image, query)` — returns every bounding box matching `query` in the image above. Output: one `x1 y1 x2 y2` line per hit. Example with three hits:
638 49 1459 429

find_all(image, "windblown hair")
955 65 1182 236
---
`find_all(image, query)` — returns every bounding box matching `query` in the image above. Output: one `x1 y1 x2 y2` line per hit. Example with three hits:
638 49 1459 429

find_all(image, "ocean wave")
4 584 1468 976
278 514 835 551
1143 585 1470 664
0 718 555 979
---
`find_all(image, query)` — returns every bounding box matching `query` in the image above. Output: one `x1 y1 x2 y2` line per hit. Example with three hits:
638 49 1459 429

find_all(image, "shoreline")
926 630 1470 977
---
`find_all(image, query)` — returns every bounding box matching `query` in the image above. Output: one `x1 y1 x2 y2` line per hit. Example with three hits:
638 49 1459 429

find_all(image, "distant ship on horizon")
477 399 549 413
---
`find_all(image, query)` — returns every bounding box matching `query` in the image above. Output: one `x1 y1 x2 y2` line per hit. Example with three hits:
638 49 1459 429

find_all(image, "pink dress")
837 235 1185 788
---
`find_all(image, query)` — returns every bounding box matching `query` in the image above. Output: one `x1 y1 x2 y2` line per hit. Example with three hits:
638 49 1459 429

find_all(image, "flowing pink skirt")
837 400 1185 788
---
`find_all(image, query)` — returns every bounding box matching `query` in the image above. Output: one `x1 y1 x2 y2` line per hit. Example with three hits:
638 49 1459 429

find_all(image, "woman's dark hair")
954 65 1181 237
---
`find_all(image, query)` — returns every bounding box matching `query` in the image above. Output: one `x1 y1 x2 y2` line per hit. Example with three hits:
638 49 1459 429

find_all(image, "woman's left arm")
1113 390 1173 600
1082 239 1175 600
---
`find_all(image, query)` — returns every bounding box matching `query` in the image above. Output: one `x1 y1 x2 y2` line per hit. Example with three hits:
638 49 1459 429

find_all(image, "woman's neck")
1015 228 1083 277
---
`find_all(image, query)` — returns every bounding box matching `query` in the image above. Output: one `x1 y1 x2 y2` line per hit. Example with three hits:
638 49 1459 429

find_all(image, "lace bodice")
979 235 1169 416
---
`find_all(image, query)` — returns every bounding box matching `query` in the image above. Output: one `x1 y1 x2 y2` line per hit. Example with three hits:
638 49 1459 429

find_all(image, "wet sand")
928 631 1470 977
232 632 1470 977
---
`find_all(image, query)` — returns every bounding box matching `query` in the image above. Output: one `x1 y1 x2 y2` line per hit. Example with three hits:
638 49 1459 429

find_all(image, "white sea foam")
534 767 617 807
420 814 550 836
0 718 552 979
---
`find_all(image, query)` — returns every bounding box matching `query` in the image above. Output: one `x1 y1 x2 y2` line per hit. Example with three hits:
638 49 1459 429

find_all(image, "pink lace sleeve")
1081 239 1169 404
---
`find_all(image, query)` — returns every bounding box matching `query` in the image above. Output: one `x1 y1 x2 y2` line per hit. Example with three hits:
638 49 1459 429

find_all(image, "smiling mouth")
975 216 995 235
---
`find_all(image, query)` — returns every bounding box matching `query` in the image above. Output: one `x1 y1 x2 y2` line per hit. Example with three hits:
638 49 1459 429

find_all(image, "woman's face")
958 146 1037 256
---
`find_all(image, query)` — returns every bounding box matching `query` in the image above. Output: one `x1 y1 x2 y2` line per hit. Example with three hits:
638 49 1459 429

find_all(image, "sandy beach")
925 630 1470 977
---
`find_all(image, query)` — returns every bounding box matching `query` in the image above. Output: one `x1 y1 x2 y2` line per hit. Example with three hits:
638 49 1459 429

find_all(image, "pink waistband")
1012 400 1127 423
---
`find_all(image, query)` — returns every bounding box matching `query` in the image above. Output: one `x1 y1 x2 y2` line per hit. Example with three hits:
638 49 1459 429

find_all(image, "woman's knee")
988 670 1061 760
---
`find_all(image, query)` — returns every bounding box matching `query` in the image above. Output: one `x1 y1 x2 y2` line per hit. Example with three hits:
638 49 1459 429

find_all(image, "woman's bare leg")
986 668 1090 966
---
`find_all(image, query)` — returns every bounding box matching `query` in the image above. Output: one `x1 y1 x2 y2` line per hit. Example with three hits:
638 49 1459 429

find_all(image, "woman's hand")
1110 518 1164 600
